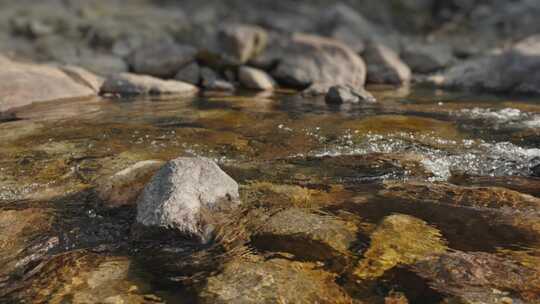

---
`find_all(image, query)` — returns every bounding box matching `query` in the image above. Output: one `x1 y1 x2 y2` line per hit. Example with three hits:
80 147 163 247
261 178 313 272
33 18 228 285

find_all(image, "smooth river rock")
237 66 275 90
136 157 240 243
100 73 198 96
0 57 97 113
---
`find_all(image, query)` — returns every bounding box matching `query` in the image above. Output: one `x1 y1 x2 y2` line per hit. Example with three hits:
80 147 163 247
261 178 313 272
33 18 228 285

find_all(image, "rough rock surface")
175 62 201 85
267 33 367 94
401 42 454 74
427 35 540 94
325 85 376 104
136 157 240 242
100 73 198 96
252 208 356 269
96 160 165 208
363 43 411 85
199 256 353 304
127 40 197 78
0 58 96 113
237 66 274 90
413 251 540 304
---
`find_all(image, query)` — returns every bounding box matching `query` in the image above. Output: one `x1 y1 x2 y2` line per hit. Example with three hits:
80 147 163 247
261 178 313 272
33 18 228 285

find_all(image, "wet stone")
135 157 240 243
354 214 447 280
379 181 540 213
412 251 540 304
252 208 357 270
198 255 353 304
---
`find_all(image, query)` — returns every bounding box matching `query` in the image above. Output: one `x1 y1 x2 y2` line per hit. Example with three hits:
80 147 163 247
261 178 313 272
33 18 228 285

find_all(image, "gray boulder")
200 67 235 91
401 42 454 74
427 35 540 95
136 157 240 243
100 73 198 96
317 3 400 52
269 33 367 94
237 66 275 90
174 62 201 85
325 85 376 104
364 43 411 85
0 58 96 113
217 23 268 65
127 40 197 78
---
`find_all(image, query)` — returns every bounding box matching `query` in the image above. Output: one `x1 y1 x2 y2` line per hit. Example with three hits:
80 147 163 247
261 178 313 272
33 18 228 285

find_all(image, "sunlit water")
1 87 540 303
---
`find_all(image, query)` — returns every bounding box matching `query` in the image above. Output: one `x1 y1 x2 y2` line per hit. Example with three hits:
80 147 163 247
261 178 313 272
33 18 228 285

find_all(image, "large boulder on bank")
427 35 540 95
174 62 201 85
127 40 197 78
363 43 411 85
266 33 367 95
0 57 97 113
100 73 198 96
135 157 240 243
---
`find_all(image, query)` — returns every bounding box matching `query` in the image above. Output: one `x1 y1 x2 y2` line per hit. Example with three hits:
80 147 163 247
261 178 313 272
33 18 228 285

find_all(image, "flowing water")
1 86 540 303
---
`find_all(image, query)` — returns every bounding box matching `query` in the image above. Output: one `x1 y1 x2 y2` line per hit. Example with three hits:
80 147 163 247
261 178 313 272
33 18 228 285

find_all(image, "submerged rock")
0 208 55 290
428 35 540 94
380 181 540 213
252 208 356 270
0 58 96 113
268 33 367 94
354 214 447 279
363 43 411 85
199 256 353 304
413 251 540 304
238 66 275 90
96 160 165 208
325 85 376 104
127 40 197 78
100 73 198 96
135 157 240 243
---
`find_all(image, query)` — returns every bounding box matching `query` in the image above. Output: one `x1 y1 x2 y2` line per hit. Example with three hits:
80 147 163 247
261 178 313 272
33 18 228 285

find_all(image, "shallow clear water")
1 86 540 303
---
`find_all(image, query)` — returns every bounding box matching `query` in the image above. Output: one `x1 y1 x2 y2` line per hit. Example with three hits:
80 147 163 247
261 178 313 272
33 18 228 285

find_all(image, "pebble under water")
1 87 540 303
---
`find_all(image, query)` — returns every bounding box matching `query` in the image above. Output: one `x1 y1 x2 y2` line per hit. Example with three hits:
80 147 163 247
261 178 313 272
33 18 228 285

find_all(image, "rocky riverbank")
1 1 540 303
